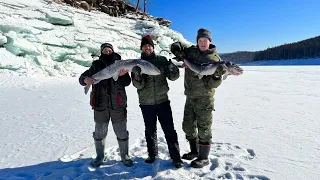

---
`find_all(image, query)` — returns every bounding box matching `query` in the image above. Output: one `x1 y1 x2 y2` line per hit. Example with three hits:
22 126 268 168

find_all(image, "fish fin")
198 75 203 79
113 74 119 81
84 85 90 95
222 74 228 80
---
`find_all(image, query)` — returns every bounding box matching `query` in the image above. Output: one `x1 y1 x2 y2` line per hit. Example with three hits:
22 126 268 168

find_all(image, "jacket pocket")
116 90 127 108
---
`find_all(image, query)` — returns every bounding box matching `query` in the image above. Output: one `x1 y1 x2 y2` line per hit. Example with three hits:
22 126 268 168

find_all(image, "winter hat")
140 35 154 49
196 28 212 42
100 43 114 53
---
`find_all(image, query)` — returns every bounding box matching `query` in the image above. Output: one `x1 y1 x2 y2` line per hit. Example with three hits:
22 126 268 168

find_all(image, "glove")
170 42 184 58
167 59 179 74
132 66 142 81
213 64 226 78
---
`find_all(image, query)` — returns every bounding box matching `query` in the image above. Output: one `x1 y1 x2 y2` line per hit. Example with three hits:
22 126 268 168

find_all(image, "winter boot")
118 139 134 167
182 139 199 160
167 142 183 168
145 133 158 164
190 144 210 168
145 156 157 163
91 139 106 167
172 158 183 168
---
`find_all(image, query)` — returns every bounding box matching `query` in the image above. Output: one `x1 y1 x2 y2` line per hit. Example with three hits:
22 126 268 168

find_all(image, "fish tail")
84 85 90 95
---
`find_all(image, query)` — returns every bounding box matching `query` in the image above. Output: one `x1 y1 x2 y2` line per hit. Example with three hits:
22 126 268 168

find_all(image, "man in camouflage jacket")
131 35 183 168
170 28 226 168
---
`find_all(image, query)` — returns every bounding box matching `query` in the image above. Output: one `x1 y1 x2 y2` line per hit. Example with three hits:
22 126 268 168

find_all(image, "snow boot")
91 139 106 167
118 139 134 167
168 142 183 168
182 139 199 160
145 156 157 163
145 135 158 164
172 157 183 168
190 144 210 168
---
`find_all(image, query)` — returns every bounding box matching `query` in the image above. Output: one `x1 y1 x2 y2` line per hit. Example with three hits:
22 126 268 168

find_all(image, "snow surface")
0 0 320 180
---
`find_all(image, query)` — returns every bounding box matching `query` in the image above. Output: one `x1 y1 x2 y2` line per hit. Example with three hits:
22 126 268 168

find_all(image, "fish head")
224 61 244 76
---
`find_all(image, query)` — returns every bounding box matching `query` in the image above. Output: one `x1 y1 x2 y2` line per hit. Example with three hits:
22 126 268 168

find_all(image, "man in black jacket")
79 43 133 167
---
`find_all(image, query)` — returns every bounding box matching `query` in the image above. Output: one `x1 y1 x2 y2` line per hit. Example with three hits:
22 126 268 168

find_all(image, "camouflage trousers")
182 97 214 144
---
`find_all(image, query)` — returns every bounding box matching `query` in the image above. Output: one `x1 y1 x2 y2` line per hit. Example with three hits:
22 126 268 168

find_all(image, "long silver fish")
183 58 244 80
84 59 161 94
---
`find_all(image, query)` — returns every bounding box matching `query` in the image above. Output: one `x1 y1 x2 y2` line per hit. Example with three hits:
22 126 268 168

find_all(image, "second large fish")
183 58 244 80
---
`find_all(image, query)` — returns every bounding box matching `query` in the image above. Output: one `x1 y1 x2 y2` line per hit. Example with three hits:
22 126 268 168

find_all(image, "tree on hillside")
146 0 156 13
135 0 140 12
133 0 155 14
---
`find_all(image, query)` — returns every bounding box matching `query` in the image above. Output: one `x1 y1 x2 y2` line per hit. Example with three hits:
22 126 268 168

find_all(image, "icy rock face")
0 17 41 34
0 48 26 70
44 11 73 26
0 33 7 45
4 31 42 56
0 0 192 77
27 19 55 31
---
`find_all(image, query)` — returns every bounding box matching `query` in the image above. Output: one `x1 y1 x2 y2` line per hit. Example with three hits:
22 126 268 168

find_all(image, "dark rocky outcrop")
50 0 172 27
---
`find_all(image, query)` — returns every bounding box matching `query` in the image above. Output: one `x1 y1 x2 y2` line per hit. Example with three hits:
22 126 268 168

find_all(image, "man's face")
197 37 210 51
102 47 113 55
142 44 154 55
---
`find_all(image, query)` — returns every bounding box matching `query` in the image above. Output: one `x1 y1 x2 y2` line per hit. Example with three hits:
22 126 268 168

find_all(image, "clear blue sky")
147 0 320 53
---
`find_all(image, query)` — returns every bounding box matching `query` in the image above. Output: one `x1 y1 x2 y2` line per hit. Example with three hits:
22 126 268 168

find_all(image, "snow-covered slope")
1 0 320 180
0 0 190 77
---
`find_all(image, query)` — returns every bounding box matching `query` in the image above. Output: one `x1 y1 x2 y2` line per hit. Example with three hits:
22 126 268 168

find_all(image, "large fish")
183 58 244 80
83 59 161 94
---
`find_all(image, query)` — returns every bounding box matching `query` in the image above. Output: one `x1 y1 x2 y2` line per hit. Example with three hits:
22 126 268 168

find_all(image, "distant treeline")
219 51 255 63
254 35 320 61
220 35 320 63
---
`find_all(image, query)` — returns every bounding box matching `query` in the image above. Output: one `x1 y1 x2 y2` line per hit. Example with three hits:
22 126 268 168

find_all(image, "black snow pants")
139 100 181 161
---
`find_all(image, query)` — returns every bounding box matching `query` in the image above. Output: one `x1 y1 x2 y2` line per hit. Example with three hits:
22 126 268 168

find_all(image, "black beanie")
196 28 212 42
140 35 154 49
100 43 114 53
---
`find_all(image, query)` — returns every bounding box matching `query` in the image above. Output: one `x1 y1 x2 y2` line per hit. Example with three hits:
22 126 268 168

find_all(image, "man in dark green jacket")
170 28 226 168
131 35 183 168
79 43 133 167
